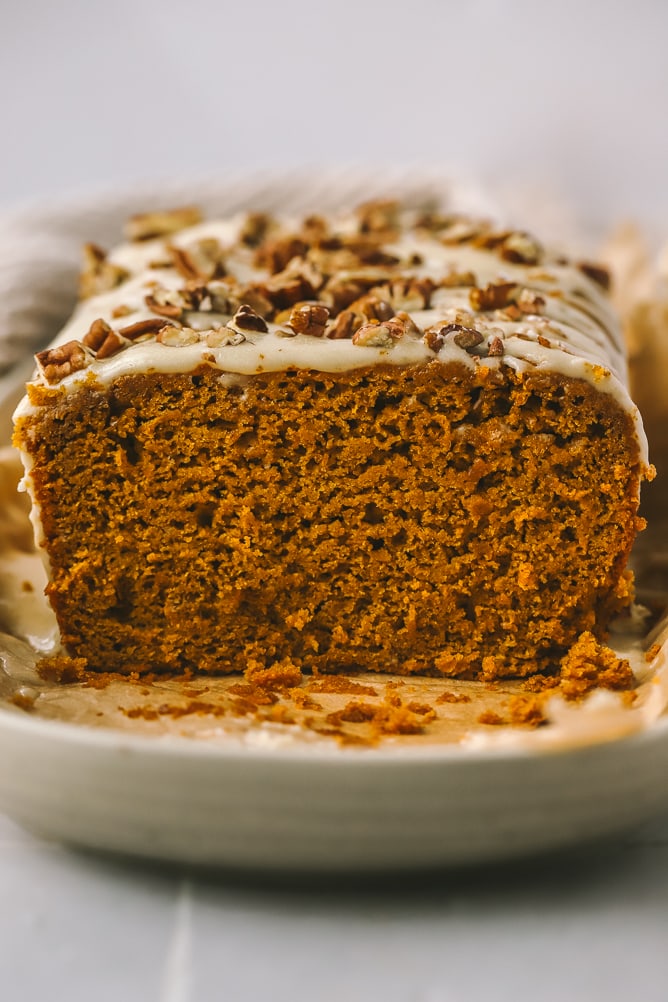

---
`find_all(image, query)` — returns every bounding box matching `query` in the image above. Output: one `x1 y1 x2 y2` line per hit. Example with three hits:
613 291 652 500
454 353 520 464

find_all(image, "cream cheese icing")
13 203 650 472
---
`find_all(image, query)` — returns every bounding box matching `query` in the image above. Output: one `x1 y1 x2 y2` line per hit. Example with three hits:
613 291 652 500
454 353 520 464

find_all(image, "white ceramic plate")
1 175 667 872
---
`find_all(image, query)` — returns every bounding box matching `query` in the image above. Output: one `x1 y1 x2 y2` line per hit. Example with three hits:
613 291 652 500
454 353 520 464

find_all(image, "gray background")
2 0 668 235
2 3 668 1000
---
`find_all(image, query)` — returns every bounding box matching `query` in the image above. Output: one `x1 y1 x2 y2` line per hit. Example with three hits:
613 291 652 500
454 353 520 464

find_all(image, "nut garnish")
156 326 200 346
470 281 519 312
35 341 90 384
82 318 114 352
286 303 330 337
79 243 129 299
118 318 170 341
500 231 543 265
439 270 477 289
254 236 309 274
424 323 484 353
578 261 611 290
352 318 406 347
375 277 435 311
239 212 275 247
355 199 399 235
96 331 126 359
326 310 359 340
228 305 268 333
487 334 505 357
206 329 247 347
125 206 202 242
145 287 187 320
348 294 394 322
516 289 546 314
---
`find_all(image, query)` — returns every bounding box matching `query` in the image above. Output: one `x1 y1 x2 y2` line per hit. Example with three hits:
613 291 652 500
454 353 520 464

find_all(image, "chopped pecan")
355 199 399 235
348 293 394 322
321 278 371 313
500 231 543 265
577 261 611 290
424 323 483 353
156 326 200 346
352 318 405 347
516 289 546 314
300 214 329 244
228 305 268 333
145 287 187 320
118 317 170 341
206 329 246 347
96 331 126 360
326 310 359 340
440 217 488 245
487 334 505 357
239 212 275 247
110 304 134 319
286 303 330 337
234 283 275 318
124 206 202 242
394 311 422 337
79 243 129 299
35 341 90 384
82 317 113 352
254 235 309 274
439 270 477 288
469 281 519 312
376 276 435 311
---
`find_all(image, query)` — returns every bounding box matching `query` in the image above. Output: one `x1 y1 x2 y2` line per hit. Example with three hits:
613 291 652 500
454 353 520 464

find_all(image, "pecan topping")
424 323 483 353
254 236 309 274
35 341 90 384
394 311 422 337
287 303 330 337
206 329 246 347
326 310 359 340
516 289 546 314
376 277 435 311
439 270 477 288
500 231 543 265
96 331 126 360
239 212 275 247
470 281 519 312
118 317 170 340
82 318 113 352
145 287 187 320
487 335 505 357
233 284 274 318
348 294 395 322
124 206 202 242
79 243 129 299
355 199 399 235
156 326 200 346
110 304 134 319
352 318 405 347
228 305 268 333
577 261 611 290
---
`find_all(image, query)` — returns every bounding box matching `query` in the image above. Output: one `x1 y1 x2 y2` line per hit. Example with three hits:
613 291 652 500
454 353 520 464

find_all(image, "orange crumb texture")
18 362 644 683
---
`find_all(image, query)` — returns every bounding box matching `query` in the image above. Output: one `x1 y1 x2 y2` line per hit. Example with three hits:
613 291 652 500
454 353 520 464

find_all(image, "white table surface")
2 807 668 1002
3 1 668 998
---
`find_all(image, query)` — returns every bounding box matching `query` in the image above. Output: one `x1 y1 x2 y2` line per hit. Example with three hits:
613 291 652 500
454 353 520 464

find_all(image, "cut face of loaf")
12 201 653 677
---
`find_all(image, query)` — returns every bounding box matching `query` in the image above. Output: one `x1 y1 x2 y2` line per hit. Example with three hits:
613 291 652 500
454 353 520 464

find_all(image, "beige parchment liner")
0 224 667 755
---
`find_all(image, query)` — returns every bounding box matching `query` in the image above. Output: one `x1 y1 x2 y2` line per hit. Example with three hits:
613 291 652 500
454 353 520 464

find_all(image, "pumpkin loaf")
12 200 653 678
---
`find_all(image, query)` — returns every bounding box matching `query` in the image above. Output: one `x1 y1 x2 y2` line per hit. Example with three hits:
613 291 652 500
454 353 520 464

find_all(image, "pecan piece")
35 341 90 384
82 317 113 352
355 199 399 235
516 289 546 314
326 309 359 340
118 317 170 341
487 335 505 357
79 243 129 299
228 305 268 333
348 293 394 322
239 212 275 248
500 231 543 265
287 303 330 337
96 331 126 360
145 287 187 320
577 261 611 290
470 281 519 312
254 235 309 274
352 318 405 347
424 323 483 353
377 276 435 311
156 325 200 346
439 270 477 288
206 329 246 347
124 206 202 242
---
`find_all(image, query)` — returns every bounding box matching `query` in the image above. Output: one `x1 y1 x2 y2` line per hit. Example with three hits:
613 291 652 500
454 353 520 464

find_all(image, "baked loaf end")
13 200 653 677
